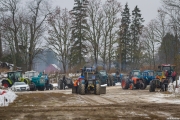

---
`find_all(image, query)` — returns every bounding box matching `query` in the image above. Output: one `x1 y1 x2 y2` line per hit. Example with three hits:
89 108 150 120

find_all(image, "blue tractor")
141 70 155 89
72 67 106 95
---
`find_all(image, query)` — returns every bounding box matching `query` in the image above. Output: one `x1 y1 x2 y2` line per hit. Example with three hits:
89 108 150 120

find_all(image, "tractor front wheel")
79 81 85 95
149 81 155 92
95 81 100 95
2 81 9 88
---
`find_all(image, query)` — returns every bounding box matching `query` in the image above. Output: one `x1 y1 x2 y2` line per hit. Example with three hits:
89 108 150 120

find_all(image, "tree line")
0 0 179 73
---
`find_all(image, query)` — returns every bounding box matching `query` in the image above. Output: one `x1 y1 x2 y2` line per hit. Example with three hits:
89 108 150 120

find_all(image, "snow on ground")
144 92 180 104
168 78 180 94
0 89 17 106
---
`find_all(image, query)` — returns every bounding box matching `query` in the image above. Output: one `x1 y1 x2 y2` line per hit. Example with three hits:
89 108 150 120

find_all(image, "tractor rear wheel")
50 84 53 90
2 81 10 88
121 79 129 89
95 81 100 95
30 83 36 91
79 81 85 95
59 80 63 90
46 85 49 90
129 83 134 90
149 81 155 92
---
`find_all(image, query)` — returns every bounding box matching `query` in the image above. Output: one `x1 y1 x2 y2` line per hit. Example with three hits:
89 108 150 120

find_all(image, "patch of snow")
168 78 180 94
144 93 180 104
115 82 121 86
101 84 107 87
0 89 17 106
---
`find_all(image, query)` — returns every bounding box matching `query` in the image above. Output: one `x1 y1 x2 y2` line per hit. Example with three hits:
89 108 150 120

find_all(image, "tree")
0 0 21 70
47 7 72 73
70 0 88 67
100 0 121 71
27 0 51 71
158 33 176 64
118 3 131 71
141 20 158 69
86 0 104 70
130 5 144 69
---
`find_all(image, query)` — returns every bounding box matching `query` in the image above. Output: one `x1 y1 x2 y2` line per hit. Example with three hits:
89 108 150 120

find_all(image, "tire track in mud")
99 96 119 104
78 95 115 105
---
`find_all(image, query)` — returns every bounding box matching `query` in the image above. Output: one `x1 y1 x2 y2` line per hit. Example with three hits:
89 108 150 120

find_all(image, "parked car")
11 82 30 91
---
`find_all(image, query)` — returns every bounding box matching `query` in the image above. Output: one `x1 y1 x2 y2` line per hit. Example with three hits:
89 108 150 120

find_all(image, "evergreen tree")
158 33 176 64
130 5 144 69
70 0 88 67
118 3 131 71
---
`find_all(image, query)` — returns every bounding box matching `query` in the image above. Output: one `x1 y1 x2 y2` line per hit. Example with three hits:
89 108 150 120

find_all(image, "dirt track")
0 86 180 120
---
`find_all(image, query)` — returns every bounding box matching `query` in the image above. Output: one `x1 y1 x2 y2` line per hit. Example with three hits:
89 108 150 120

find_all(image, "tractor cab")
130 70 141 79
158 64 175 73
7 71 22 83
158 64 176 83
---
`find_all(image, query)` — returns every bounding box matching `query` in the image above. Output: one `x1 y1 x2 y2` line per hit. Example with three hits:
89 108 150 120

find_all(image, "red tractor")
158 64 176 83
121 70 145 90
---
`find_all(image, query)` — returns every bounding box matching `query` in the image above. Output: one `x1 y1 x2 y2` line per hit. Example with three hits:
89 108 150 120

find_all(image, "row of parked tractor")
70 64 177 95
121 64 176 92
0 70 53 91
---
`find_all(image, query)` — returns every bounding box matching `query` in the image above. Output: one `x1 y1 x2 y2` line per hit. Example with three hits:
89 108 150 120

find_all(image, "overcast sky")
51 0 162 25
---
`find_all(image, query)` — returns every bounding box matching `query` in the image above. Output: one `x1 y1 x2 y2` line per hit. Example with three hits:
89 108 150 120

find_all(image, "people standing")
73 79 78 94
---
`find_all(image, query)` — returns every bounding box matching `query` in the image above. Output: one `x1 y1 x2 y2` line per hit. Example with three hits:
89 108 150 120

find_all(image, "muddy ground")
0 86 180 120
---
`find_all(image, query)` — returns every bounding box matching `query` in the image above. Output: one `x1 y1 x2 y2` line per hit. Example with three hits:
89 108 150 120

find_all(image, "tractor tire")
95 82 100 95
2 81 10 88
59 80 63 90
129 83 134 90
142 79 147 89
121 79 129 89
46 85 49 90
50 84 53 90
140 82 145 90
149 81 155 92
30 83 36 91
161 84 165 92
79 81 85 95
108 76 112 86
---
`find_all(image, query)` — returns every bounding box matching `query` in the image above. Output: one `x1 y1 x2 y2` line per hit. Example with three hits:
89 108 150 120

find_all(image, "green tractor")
1 71 30 88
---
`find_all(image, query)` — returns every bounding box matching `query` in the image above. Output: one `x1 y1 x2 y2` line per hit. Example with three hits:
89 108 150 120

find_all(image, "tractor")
108 71 122 86
58 76 73 90
158 64 176 83
121 70 145 90
149 70 168 92
1 71 30 88
141 70 155 89
72 67 106 95
29 72 53 91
